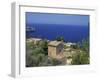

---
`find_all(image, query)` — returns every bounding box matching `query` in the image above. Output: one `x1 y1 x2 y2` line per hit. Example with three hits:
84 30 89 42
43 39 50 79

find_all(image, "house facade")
48 41 64 59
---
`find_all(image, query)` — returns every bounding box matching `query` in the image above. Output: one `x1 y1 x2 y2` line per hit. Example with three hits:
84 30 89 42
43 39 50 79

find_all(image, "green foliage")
71 51 89 65
26 41 34 49
81 38 89 53
31 47 44 55
26 37 90 67
38 39 48 55
47 57 63 66
26 39 64 67
76 38 89 53
69 38 89 65
56 36 64 41
52 59 63 65
26 53 38 67
26 44 48 67
71 44 78 49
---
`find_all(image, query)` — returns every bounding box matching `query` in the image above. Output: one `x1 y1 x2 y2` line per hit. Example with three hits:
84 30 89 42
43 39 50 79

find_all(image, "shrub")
71 44 78 49
38 39 48 55
71 51 89 65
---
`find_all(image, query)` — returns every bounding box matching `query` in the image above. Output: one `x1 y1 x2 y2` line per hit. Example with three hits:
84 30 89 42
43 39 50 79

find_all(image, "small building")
48 41 64 59
26 38 42 45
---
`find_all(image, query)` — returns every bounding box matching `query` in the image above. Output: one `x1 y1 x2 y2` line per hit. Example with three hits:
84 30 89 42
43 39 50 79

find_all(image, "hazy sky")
26 12 89 26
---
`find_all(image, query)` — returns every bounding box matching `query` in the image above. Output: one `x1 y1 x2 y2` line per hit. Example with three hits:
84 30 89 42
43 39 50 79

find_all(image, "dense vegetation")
71 38 89 65
26 39 64 67
26 37 90 67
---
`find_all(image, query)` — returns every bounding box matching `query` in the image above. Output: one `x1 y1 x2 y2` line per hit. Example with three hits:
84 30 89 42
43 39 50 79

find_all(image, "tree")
56 36 64 41
38 39 48 55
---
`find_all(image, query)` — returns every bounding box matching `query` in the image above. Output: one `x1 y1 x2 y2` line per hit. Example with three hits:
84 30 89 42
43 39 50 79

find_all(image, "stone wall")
48 46 56 58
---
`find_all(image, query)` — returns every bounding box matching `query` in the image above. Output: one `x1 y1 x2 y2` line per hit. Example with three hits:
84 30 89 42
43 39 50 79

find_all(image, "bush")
47 57 63 66
38 39 48 55
71 44 78 49
71 51 89 65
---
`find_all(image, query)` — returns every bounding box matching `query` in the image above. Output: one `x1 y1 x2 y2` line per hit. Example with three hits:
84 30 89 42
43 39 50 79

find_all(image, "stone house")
48 41 64 59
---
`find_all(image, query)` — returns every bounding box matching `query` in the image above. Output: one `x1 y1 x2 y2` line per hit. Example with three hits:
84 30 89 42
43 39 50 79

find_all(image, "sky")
26 12 89 26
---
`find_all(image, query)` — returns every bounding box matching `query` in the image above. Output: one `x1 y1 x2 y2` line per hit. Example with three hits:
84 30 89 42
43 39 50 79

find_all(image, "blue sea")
26 24 89 43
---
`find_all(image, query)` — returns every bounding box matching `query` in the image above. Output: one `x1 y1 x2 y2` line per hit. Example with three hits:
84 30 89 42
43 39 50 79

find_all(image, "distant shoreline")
26 23 89 43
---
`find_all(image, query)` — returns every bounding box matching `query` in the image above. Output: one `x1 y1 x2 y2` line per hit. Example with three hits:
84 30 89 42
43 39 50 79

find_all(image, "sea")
26 24 89 43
